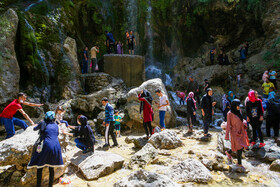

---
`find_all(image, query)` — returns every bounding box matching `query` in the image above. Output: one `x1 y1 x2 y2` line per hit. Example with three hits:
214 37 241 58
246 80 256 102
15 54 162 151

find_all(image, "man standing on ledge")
155 89 169 130
0 92 43 139
201 88 216 137
102 97 118 148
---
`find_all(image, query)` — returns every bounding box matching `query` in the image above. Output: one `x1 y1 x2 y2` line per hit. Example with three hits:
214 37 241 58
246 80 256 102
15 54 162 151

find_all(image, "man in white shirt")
90 45 99 73
155 89 169 130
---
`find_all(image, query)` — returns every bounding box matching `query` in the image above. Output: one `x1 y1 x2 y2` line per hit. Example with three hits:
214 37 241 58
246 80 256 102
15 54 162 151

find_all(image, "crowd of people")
80 30 137 74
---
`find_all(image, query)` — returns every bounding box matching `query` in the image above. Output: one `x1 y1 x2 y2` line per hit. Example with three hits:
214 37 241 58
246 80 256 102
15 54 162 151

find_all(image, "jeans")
82 60 88 74
159 111 166 129
74 138 87 150
0 117 28 139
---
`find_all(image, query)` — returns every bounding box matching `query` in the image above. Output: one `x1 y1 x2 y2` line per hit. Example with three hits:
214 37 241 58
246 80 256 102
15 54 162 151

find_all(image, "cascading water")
24 19 49 83
24 0 44 12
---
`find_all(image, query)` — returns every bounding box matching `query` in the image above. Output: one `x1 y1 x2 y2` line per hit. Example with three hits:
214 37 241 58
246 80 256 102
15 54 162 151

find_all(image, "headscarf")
248 90 264 112
79 115 88 126
139 90 153 114
222 94 230 111
45 111 55 121
231 99 243 122
228 91 235 103
186 92 197 109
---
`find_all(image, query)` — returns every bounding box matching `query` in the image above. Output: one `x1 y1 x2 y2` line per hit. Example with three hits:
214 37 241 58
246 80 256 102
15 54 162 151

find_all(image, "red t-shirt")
0 99 22 119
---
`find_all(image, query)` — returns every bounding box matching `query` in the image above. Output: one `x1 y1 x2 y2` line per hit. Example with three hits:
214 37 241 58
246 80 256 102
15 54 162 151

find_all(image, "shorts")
115 124 120 131
128 43 134 50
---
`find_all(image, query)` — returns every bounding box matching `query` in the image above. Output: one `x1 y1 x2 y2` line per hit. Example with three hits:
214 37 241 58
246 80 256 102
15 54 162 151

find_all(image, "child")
55 106 69 128
63 115 95 154
268 87 276 100
114 110 122 137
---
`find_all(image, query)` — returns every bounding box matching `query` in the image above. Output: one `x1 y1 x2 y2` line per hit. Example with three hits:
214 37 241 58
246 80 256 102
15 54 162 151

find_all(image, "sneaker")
83 147 93 154
103 144 110 148
250 141 256 146
259 142 265 148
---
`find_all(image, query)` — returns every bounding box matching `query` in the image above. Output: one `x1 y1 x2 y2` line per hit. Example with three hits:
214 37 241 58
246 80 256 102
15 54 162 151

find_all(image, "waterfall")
24 19 49 83
25 0 44 12
146 0 153 63
126 0 138 32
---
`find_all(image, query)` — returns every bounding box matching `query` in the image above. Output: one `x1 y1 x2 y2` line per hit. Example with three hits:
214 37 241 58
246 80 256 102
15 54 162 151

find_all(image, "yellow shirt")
262 82 274 95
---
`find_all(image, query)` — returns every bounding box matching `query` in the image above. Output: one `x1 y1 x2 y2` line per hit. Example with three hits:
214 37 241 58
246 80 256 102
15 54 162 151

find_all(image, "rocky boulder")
71 151 124 180
270 159 280 172
113 169 179 187
217 130 231 154
129 143 158 168
125 135 148 149
166 159 213 183
126 78 176 128
0 9 20 105
148 130 183 149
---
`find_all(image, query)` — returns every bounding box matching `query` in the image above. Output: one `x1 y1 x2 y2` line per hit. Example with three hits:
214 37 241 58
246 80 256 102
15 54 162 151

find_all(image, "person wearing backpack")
138 89 154 139
28 111 64 187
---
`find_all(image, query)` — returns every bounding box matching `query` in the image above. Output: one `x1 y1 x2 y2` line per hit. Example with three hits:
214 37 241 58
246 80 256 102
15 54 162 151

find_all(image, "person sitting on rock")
63 115 95 154
102 97 118 148
55 106 69 128
138 89 154 139
28 111 64 187
186 92 196 133
176 91 185 105
0 92 43 139
225 99 249 172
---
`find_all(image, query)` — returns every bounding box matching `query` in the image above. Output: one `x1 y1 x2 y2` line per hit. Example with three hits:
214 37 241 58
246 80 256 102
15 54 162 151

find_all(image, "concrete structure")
104 54 145 87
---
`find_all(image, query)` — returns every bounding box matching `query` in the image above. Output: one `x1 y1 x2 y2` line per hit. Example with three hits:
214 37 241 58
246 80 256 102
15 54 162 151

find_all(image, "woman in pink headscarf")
245 90 265 148
186 92 197 133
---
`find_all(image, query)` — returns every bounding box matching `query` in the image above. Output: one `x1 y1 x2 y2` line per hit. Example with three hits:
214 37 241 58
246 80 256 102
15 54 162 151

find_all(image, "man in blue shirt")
268 68 278 90
106 31 116 54
102 97 118 148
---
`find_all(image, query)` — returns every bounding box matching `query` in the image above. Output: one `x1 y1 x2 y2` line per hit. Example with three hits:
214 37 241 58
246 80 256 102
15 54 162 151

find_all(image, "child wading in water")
114 110 122 137
55 106 69 128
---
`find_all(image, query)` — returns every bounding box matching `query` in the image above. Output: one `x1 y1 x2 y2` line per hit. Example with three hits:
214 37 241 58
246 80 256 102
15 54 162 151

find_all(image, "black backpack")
268 99 280 116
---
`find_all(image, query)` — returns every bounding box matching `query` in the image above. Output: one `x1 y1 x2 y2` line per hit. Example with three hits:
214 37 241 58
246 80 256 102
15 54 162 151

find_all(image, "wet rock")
0 9 20 105
129 143 158 168
158 150 171 156
188 150 195 154
126 78 176 128
166 159 213 183
201 159 213 171
125 136 148 149
148 130 183 149
269 159 280 172
71 151 124 180
113 169 179 187
229 165 247 173
217 131 231 154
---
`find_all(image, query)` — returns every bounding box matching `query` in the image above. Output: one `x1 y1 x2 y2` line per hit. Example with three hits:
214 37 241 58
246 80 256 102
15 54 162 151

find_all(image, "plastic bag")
59 177 71 185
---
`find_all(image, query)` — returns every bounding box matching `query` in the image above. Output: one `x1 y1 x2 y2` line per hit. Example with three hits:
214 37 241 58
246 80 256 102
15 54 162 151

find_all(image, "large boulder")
0 9 20 105
129 143 158 168
0 126 69 186
104 54 145 87
60 37 82 99
71 151 124 180
113 169 180 187
166 159 213 183
126 78 176 128
148 130 183 149
270 159 280 172
125 135 148 148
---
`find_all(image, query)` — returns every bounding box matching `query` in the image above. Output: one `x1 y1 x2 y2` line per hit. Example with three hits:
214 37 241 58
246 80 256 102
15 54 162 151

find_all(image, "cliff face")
0 0 279 104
